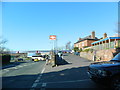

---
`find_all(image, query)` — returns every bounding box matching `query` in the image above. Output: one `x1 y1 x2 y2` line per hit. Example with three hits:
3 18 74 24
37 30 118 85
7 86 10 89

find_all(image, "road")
2 60 46 89
2 54 107 89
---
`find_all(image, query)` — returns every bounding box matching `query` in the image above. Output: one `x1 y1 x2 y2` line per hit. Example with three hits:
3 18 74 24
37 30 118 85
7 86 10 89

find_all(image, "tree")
114 22 120 37
73 47 79 52
66 41 71 50
0 38 9 54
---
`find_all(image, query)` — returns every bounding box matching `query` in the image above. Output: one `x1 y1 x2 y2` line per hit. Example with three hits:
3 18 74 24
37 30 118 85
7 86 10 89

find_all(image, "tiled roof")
75 35 99 44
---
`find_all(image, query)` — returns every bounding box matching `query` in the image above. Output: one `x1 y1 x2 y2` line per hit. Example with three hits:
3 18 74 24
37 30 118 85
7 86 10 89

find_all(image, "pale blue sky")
2 2 118 51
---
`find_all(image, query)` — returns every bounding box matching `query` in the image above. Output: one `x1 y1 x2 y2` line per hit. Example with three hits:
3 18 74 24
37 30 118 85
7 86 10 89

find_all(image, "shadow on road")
2 74 39 89
56 58 72 66
2 61 28 69
2 65 109 89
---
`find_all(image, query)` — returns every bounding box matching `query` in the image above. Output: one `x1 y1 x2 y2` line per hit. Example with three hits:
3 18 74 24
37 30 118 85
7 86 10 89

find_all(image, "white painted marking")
35 80 39 83
3 69 9 72
23 65 27 66
37 77 41 80
41 83 47 87
18 66 23 68
31 83 38 88
39 74 42 77
41 68 45 74
13 67 18 69
46 79 91 84
31 62 46 88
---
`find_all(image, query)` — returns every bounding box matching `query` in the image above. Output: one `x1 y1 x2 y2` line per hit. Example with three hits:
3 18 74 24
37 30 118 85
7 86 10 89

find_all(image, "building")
91 33 120 50
74 31 99 49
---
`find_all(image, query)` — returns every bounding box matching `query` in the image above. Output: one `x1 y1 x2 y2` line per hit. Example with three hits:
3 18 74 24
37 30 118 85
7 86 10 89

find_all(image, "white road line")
37 76 41 80
18 66 23 68
41 68 45 74
41 83 47 87
45 79 91 84
23 65 27 66
31 63 46 88
35 80 39 83
13 67 18 69
39 74 42 77
3 69 9 72
31 83 38 88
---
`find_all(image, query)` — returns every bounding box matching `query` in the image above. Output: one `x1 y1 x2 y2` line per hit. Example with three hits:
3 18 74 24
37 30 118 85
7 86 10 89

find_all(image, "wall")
80 49 116 61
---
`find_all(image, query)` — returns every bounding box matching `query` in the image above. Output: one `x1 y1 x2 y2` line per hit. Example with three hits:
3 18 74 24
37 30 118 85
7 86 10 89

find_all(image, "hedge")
0 54 11 64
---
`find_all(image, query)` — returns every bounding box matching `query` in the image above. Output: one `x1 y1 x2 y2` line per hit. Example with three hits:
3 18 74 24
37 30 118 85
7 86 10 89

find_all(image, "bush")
73 47 79 52
78 48 82 52
89 49 94 53
83 46 89 48
83 49 90 52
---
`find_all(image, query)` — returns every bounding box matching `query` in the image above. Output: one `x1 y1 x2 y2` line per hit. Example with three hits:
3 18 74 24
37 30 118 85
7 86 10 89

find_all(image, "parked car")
87 53 120 89
18 58 24 61
32 55 45 61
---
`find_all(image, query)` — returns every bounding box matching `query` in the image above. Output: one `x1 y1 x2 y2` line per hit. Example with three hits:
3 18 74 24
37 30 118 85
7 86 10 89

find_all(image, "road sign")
49 35 56 40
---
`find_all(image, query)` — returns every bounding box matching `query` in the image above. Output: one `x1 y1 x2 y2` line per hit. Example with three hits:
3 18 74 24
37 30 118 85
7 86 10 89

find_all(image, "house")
74 31 99 49
91 33 120 50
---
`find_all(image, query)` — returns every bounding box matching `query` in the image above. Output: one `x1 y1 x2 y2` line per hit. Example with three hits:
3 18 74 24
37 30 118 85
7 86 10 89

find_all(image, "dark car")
18 58 24 61
88 53 120 90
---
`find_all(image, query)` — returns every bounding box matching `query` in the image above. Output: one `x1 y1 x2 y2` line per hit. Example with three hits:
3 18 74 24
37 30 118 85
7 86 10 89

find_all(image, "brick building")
74 31 99 49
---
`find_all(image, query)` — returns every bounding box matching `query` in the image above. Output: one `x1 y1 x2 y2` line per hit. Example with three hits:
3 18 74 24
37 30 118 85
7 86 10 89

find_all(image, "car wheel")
111 76 120 90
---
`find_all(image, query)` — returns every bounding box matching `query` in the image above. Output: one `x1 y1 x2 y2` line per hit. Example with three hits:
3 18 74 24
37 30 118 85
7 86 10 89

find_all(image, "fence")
84 40 120 50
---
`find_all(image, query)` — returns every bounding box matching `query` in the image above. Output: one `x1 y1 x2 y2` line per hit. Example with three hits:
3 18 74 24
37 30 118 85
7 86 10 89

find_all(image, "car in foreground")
88 53 120 90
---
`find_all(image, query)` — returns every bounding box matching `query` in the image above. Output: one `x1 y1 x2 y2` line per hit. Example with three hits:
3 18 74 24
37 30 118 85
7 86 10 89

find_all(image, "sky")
2 2 118 51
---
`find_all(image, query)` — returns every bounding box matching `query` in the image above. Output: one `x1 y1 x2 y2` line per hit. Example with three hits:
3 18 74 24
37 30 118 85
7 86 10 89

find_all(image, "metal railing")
83 40 120 50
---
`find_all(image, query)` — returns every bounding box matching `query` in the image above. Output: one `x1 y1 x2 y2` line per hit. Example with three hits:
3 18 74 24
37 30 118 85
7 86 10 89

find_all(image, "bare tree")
0 37 9 54
66 41 71 50
114 22 120 37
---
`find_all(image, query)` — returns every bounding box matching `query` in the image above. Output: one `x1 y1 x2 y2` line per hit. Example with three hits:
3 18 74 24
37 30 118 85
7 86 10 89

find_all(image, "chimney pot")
91 31 95 39
103 33 107 39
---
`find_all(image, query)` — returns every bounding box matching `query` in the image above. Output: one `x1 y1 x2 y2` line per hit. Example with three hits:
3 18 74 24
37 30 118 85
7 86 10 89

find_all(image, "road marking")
13 67 18 69
37 76 41 80
41 83 47 87
39 74 42 77
35 80 39 83
3 69 9 72
45 79 91 84
31 63 46 88
18 65 23 68
41 68 45 74
23 65 27 66
31 83 38 88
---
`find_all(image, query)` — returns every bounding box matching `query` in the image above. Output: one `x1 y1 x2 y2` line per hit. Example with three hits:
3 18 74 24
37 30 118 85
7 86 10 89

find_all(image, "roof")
74 34 99 44
92 37 120 45
75 38 99 44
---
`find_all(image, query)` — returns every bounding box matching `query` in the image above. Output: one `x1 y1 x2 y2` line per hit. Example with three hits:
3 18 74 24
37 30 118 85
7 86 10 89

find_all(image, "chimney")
91 31 95 39
103 33 107 39
79 37 82 40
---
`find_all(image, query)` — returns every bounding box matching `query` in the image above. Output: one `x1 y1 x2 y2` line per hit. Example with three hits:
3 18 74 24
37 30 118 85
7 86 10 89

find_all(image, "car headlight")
98 70 107 76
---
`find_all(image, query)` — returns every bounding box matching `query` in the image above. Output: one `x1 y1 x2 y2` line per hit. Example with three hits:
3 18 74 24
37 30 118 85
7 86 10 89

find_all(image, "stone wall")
80 49 116 61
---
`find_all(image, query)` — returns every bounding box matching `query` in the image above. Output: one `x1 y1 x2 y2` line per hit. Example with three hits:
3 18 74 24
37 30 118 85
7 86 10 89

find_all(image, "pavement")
37 54 106 89
44 54 94 73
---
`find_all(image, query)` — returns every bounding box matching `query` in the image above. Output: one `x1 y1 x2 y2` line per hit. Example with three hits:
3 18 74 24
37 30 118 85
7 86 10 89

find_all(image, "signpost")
49 35 57 53
49 35 57 67
49 35 56 40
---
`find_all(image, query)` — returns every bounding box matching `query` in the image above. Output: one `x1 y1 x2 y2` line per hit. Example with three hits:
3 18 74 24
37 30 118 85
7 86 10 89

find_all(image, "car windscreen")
111 53 120 61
